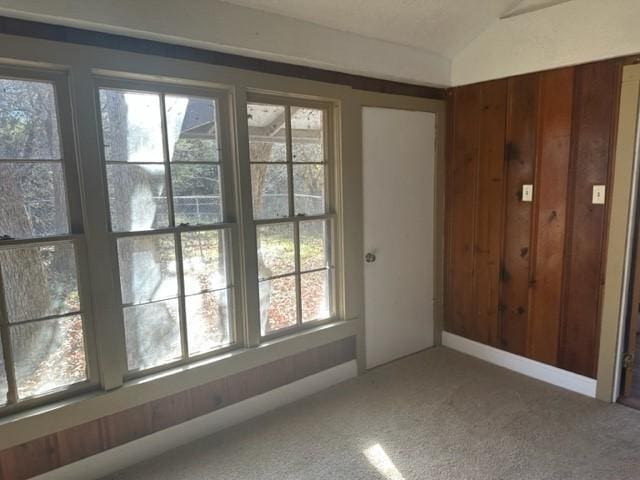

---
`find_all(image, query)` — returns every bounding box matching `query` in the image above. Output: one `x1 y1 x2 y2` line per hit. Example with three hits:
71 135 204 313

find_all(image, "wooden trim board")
0 16 445 99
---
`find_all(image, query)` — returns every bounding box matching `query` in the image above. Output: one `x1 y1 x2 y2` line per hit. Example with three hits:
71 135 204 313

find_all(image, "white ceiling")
220 0 540 57
0 0 590 86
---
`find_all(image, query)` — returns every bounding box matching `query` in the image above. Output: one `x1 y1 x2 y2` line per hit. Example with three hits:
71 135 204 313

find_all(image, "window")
248 101 335 336
0 61 341 415
0 73 95 408
97 82 237 374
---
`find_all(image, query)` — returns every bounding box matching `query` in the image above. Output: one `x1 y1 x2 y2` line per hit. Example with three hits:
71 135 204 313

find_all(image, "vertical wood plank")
101 403 153 449
189 377 230 417
500 74 539 355
528 67 575 365
56 419 105 466
560 60 620 377
151 389 194 432
446 84 481 337
473 80 508 345
0 435 59 480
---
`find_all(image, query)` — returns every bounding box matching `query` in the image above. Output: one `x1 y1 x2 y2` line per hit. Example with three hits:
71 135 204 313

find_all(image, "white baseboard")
35 360 358 480
441 332 597 398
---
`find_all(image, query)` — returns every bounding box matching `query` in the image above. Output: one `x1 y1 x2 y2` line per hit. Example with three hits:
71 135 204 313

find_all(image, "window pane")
293 164 325 216
124 299 181 371
260 275 297 335
291 107 324 163
11 315 87 399
256 223 295 279
301 270 330 323
107 164 168 232
117 234 177 305
247 104 286 163
0 341 7 405
186 290 232 356
0 243 80 323
0 78 61 160
300 220 328 272
251 164 289 219
171 164 222 225
99 89 163 163
166 95 219 162
182 230 228 295
0 162 69 239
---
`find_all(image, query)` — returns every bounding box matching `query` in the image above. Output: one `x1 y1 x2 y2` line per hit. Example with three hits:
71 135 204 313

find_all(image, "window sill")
0 318 357 450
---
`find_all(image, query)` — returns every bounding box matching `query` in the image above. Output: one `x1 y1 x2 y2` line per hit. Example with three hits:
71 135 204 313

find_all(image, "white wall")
452 0 640 85
0 0 450 86
3 2 638 99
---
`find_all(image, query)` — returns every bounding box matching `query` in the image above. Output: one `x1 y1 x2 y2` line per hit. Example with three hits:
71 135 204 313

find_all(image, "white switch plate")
522 184 533 202
592 185 606 205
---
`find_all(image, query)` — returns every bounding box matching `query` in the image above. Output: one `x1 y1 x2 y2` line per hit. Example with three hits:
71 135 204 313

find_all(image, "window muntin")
0 66 341 414
0 75 92 408
98 86 235 374
248 101 335 336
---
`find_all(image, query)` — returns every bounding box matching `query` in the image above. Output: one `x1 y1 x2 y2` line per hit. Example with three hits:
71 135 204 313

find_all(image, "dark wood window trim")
0 16 445 100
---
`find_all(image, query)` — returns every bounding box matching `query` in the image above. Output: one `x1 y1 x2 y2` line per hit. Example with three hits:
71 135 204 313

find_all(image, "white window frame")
0 65 99 415
246 93 340 340
0 62 345 417
92 75 245 380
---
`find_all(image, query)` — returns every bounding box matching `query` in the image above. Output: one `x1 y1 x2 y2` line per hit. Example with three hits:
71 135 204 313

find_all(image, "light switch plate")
592 185 606 205
522 184 533 202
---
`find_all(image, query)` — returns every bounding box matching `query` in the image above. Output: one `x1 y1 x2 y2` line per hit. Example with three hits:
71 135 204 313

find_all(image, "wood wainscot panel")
527 67 575 365
0 336 356 480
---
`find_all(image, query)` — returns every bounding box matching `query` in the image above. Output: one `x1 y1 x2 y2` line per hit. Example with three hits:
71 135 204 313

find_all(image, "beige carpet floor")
108 347 640 480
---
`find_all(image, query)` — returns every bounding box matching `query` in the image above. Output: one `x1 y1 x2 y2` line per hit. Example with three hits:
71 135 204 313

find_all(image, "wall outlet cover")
592 185 606 205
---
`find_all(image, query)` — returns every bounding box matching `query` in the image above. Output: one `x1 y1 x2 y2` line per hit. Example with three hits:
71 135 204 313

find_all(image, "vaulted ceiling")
221 0 515 57
1 0 632 86
220 0 568 57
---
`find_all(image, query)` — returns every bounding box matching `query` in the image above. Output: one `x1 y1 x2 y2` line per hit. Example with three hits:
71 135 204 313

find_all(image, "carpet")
108 347 640 480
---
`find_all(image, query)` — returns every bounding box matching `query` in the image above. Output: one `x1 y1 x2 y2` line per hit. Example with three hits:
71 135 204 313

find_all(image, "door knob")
365 252 376 263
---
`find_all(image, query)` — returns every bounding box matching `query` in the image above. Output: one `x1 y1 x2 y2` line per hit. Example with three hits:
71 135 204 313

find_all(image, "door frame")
599 62 640 402
620 201 640 403
348 91 445 372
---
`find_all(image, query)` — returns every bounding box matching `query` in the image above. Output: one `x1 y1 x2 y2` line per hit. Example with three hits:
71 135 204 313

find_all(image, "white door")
362 107 435 368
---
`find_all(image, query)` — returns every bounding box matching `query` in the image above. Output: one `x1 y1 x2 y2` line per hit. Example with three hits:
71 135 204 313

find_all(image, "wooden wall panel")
527 67 575 365
473 80 508 346
445 81 508 344
500 74 539 355
0 435 59 480
445 58 621 378
100 403 154 450
446 85 481 338
55 420 104 466
150 389 194 432
0 336 356 480
559 60 621 377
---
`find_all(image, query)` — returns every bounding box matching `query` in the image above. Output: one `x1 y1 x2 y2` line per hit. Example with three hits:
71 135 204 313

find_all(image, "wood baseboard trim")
33 360 357 480
442 331 597 398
